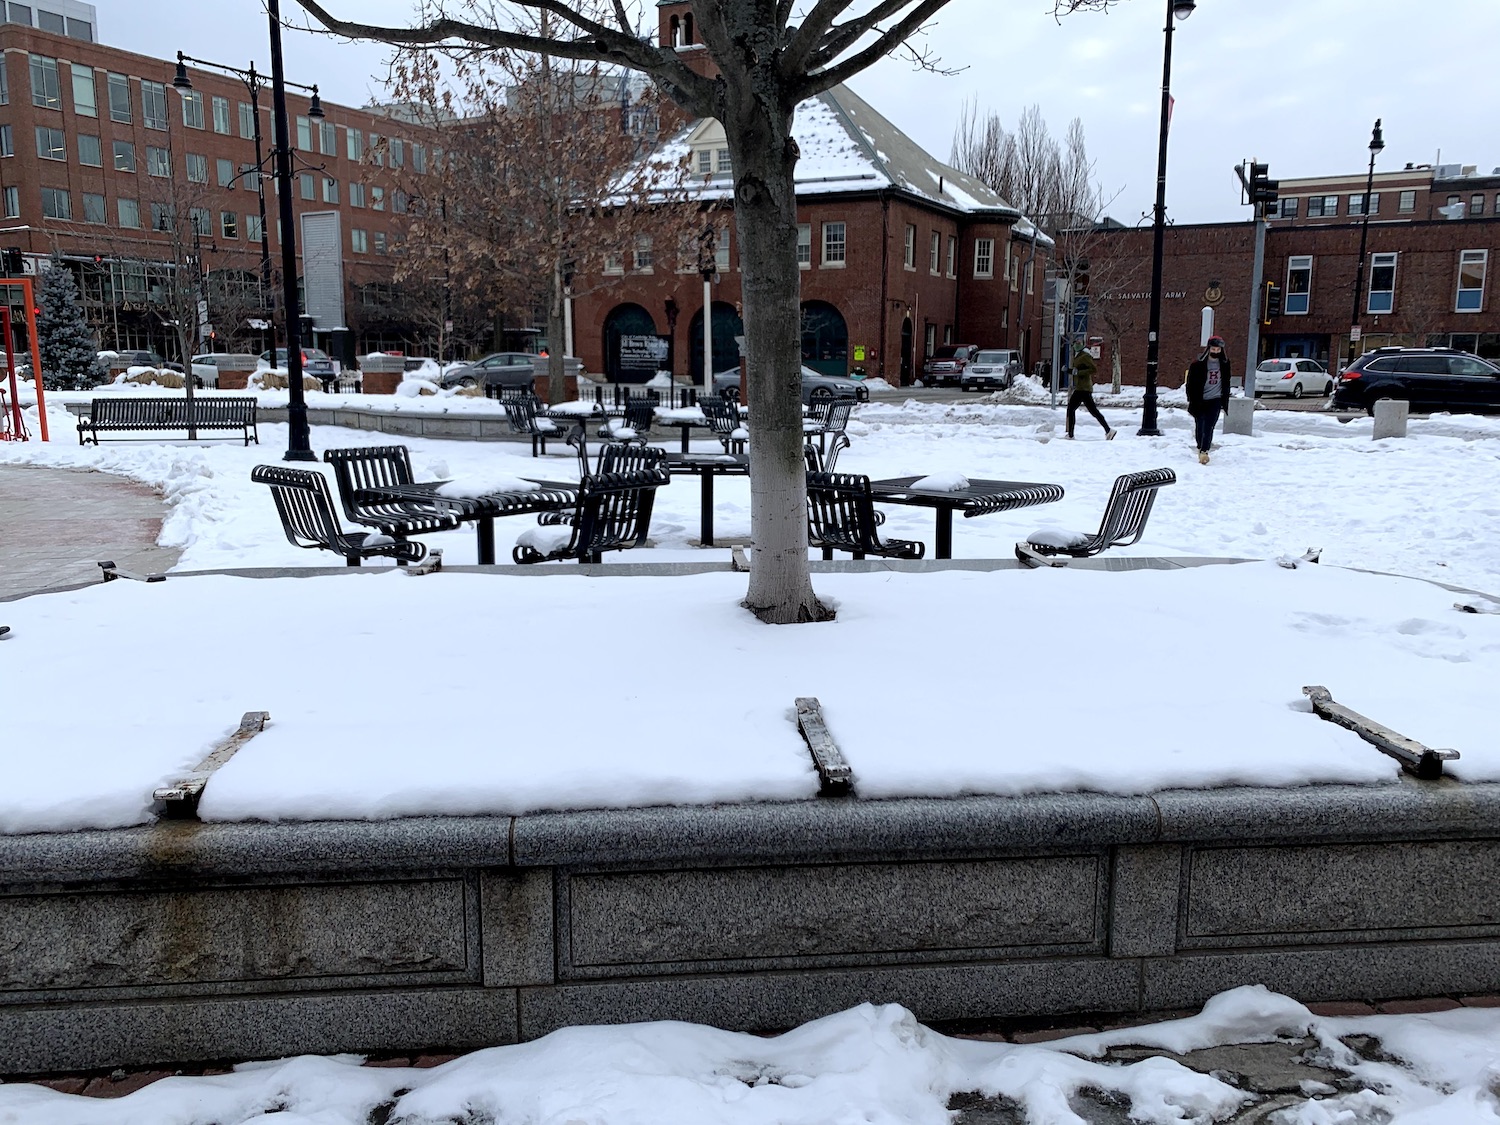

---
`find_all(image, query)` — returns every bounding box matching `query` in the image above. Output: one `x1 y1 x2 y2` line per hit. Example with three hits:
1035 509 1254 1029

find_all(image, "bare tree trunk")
718 50 826 623
547 260 567 403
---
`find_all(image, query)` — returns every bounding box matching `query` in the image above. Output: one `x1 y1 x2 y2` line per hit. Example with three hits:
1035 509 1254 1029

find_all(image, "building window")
1306 195 1338 218
246 214 263 242
117 197 139 228
107 72 129 122
295 115 311 151
70 63 95 116
412 144 426 174
1278 197 1299 219
1471 194 1486 218
238 101 254 139
633 234 653 271
389 137 404 168
8 5 31 27
147 202 170 231
146 145 170 177
716 148 731 175
240 164 258 191
1367 252 1397 314
392 189 407 214
369 133 382 166
924 323 936 358
2 186 17 219
29 54 59 109
346 126 363 161
82 192 105 224
974 238 994 278
0 124 10 157
371 186 385 211
796 223 811 267
186 153 208 183
322 177 338 204
113 139 135 172
903 223 915 269
822 221 846 266
349 182 365 208
34 125 64 160
216 157 234 187
190 207 211 236
0 57 8 105
77 132 101 166
603 249 622 274
319 120 335 155
929 230 940 274
696 148 711 175
221 211 237 239
372 231 387 255
1026 258 1034 294
715 224 730 272
1349 193 1364 216
351 228 367 253
40 186 70 220
141 80 167 130
1285 255 1312 315
36 7 61 32
298 171 314 200
1396 189 1416 213
208 94 229 134
1456 249 1487 312
181 89 204 129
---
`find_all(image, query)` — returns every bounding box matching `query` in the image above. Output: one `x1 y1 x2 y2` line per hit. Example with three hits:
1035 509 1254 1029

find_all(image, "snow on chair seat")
1016 467 1175 568
512 466 669 564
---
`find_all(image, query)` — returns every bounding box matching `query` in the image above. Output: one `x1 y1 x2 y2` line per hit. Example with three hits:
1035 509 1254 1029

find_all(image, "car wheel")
1290 383 1304 399
1324 381 1334 396
809 387 834 407
458 376 478 389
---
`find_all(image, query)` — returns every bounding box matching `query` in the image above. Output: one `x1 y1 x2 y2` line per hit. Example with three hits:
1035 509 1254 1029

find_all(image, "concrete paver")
0 465 180 602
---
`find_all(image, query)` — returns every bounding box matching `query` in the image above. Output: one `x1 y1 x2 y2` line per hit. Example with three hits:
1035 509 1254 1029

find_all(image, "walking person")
1065 343 1116 440
1185 335 1231 464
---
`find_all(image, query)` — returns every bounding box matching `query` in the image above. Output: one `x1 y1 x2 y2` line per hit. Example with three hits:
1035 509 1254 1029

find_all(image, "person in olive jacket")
1185 335 1231 464
1066 343 1116 440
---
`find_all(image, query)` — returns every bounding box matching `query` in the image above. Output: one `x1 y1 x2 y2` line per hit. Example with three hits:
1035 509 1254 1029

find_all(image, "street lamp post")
171 2 323 462
1139 0 1199 437
1348 119 1385 365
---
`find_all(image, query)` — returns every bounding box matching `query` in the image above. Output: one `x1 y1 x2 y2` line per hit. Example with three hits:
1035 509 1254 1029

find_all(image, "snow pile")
909 470 969 491
435 473 539 498
2 988 1498 1124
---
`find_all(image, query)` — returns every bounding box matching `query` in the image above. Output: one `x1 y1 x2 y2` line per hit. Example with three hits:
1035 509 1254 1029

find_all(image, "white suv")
963 349 1021 391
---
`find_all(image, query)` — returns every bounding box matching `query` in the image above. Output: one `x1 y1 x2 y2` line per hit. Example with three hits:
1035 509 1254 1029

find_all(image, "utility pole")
1229 160 1278 436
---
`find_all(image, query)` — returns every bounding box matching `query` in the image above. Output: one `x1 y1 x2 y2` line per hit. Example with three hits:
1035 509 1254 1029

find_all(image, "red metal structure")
0 280 47 442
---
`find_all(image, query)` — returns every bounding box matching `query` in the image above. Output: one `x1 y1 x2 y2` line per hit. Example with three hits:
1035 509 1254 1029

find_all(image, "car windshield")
930 346 964 360
974 351 1010 364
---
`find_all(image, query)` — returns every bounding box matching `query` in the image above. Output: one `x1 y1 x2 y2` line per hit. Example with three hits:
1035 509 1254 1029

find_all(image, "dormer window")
687 118 733 181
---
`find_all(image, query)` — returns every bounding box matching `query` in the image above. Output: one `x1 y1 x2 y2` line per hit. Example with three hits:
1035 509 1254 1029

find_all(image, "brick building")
567 1 1049 387
1081 162 1500 387
0 10 434 362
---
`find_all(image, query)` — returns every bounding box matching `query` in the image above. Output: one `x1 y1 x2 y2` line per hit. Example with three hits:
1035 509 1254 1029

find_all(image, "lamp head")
1369 118 1385 155
307 87 325 120
1171 0 1196 19
171 54 193 93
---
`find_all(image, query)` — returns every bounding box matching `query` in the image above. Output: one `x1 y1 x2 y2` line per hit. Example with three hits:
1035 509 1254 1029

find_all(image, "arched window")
683 12 694 44
668 15 680 47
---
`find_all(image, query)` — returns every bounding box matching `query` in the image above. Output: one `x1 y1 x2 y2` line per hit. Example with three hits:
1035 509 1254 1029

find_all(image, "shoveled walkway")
0 465 181 602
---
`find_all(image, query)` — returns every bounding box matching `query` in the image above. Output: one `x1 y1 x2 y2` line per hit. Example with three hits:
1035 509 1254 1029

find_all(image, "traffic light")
1 247 22 276
1249 162 1279 209
1263 281 1283 323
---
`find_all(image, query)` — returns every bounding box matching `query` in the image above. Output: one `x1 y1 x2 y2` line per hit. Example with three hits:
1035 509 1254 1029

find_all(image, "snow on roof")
634 82 1028 222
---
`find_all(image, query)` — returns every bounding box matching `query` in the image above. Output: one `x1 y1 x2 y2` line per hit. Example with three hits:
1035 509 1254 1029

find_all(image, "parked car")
962 349 1021 391
438 352 539 391
188 353 239 389
922 344 981 387
712 365 870 406
259 347 336 380
1254 358 1333 399
1331 347 1500 415
100 349 185 373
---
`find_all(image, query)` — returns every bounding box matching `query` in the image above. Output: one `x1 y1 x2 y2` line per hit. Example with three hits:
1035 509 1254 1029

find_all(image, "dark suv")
1332 347 1500 415
923 344 981 388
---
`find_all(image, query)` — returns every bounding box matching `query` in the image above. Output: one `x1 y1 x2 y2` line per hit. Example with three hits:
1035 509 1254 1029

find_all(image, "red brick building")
0 18 433 361
1082 162 1500 387
567 1 1049 387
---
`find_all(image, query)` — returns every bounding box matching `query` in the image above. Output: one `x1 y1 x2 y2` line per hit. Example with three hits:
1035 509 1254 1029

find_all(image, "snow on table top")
6 561 1498 834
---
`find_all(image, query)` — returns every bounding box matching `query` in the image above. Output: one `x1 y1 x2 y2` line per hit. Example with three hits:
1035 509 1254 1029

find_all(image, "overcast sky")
106 0 1500 226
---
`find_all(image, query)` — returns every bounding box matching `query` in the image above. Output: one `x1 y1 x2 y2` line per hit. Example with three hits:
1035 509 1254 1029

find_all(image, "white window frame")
351 228 367 254
2 187 17 220
946 235 957 278
221 211 238 239
212 95 230 134
603 250 623 275
633 235 653 272
1397 189 1416 213
821 221 846 267
181 90 204 129
929 230 940 274
1456 249 1487 313
903 223 915 270
1367 252 1397 314
1284 255 1312 316
973 238 994 278
70 64 95 117
796 224 811 269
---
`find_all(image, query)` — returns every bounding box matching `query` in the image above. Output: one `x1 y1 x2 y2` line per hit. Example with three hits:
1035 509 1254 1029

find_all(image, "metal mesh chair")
699 395 746 454
322 445 460 538
806 472 924 561
803 432 850 475
514 466 670 564
1016 468 1175 567
505 397 561 456
252 465 428 566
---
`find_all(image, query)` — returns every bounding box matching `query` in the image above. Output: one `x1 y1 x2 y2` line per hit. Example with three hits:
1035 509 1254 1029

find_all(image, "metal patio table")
355 480 580 565
866 477 1065 559
664 451 749 547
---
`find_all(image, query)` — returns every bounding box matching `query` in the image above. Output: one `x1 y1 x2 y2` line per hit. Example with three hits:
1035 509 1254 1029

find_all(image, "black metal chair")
252 465 429 567
699 395 746 454
805 472 924 561
322 445 460 541
803 432 850 475
1015 467 1176 568
566 425 667 481
513 466 670 564
599 397 654 442
504 397 561 456
804 400 854 455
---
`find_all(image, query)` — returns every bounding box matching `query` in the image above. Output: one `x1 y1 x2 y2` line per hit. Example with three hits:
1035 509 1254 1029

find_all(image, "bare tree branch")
794 0 953 99
795 0 913 72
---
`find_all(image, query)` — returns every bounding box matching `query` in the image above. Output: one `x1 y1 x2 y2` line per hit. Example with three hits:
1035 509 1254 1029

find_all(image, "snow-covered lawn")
1 987 1496 1124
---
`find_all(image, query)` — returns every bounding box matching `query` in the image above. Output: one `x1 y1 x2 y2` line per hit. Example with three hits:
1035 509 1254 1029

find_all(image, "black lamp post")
171 5 323 462
1348 118 1385 363
1139 0 1199 437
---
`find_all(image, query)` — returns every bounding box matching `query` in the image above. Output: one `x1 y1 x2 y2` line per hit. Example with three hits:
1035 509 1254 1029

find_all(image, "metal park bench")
1015 467 1176 568
76 396 259 446
322 445 461 543
513 466 670 564
806 472 925 561
252 464 430 566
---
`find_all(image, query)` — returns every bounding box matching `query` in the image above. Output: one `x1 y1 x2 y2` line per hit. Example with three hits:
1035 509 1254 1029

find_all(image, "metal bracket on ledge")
795 696 853 797
98 560 166 583
1303 685 1459 780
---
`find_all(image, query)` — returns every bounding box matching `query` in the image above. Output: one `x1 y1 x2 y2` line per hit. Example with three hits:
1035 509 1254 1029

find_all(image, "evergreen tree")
37 259 104 390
